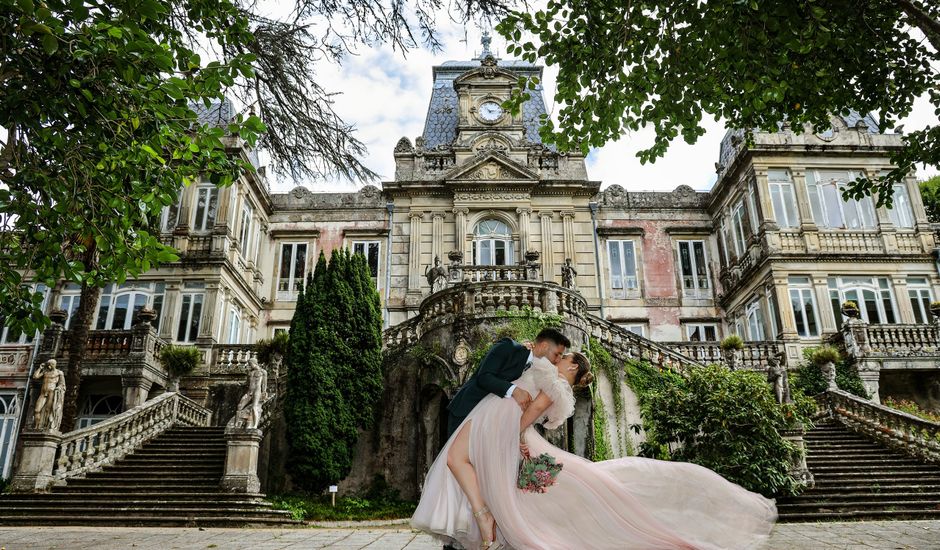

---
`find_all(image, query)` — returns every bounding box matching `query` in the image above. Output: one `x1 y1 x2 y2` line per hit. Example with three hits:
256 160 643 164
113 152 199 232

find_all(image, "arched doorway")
472 219 514 266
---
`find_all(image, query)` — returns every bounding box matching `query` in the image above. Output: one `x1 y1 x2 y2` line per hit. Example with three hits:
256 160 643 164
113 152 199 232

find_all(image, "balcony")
661 340 784 370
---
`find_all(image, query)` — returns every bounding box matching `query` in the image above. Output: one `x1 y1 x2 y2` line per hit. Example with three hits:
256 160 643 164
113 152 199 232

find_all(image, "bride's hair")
569 351 593 388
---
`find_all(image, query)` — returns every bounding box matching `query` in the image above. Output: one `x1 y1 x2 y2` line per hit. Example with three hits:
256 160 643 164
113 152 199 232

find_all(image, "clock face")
478 101 504 122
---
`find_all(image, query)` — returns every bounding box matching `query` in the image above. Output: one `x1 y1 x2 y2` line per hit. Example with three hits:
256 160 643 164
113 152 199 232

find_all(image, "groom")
446 328 571 438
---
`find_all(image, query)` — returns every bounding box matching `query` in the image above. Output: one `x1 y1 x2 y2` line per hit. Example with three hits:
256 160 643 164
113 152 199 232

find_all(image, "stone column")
751 169 775 231
453 208 468 261
9 430 62 493
813 276 837 333
790 169 820 252
773 276 798 336
121 375 153 408
160 280 182 340
220 426 263 493
408 212 424 291
561 211 577 266
539 212 555 283
431 212 445 263
890 277 914 323
516 208 532 257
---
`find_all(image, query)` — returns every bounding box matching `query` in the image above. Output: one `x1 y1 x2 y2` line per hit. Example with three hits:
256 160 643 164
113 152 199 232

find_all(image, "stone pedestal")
782 427 814 489
220 426 262 493
858 363 882 404
10 430 62 493
122 375 154 409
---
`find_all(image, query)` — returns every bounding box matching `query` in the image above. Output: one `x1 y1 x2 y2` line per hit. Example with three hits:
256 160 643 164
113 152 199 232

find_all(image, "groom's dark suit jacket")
446 338 530 436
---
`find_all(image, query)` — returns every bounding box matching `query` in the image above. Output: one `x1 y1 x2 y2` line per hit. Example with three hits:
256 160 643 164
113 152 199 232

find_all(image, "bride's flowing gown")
411 358 777 550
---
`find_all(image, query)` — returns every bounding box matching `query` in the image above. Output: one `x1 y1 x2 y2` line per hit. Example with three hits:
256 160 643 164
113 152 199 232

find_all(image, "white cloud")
270 20 938 193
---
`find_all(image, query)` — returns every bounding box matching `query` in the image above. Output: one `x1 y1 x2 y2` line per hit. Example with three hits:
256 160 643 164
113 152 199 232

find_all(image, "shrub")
158 345 201 378
719 334 744 351
883 397 940 423
790 348 868 398
270 476 416 522
493 307 563 342
810 345 841 367
255 331 290 366
631 363 808 497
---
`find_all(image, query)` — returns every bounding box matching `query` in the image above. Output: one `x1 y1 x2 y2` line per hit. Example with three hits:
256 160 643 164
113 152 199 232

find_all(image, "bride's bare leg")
447 421 496 544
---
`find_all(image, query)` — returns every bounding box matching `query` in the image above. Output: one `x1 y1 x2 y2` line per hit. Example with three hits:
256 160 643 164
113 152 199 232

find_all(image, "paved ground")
0 521 939 549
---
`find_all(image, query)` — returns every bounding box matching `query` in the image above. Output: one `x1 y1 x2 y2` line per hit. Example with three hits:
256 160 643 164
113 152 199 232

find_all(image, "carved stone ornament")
290 186 313 200
394 137 414 154
452 339 471 366
468 162 504 180
454 192 530 202
359 185 381 199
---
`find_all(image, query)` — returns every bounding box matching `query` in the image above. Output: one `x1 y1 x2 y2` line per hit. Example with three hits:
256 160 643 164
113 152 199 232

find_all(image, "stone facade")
3 52 940 492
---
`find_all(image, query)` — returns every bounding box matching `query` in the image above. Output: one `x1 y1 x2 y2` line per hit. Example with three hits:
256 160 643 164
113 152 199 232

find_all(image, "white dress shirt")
505 351 534 398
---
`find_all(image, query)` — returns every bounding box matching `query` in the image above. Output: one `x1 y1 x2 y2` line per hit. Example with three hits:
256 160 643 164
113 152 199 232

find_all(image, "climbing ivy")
591 390 612 462
493 307 564 342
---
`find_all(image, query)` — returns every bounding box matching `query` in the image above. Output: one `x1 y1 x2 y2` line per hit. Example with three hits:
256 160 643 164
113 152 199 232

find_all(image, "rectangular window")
176 292 204 342
677 240 709 293
607 240 638 291
745 298 765 341
227 307 241 344
93 282 165 331
888 183 915 228
908 278 933 324
685 324 718 342
730 202 748 257
806 170 877 229
789 277 820 338
619 324 646 338
277 243 308 301
828 275 897 327
192 186 219 232
766 286 780 338
239 202 253 258
160 187 183 232
768 170 799 228
58 283 81 329
352 241 381 279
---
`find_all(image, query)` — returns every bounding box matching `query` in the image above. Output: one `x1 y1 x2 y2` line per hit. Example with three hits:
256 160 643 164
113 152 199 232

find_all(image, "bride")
411 351 777 550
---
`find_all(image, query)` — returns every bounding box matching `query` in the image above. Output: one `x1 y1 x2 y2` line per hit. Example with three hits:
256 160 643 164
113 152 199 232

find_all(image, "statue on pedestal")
561 258 577 290
233 358 267 429
766 355 791 405
425 255 448 293
32 359 66 432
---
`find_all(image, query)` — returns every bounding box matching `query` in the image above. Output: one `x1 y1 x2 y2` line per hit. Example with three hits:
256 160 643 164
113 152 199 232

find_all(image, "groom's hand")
512 388 532 411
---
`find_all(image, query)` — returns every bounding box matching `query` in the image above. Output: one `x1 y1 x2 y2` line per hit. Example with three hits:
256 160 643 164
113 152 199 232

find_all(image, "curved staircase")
778 419 940 522
0 426 297 527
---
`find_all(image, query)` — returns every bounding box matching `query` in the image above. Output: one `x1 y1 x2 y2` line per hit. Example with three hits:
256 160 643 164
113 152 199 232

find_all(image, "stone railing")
53 392 211 482
824 389 940 464
896 232 923 253
421 281 586 323
850 323 940 357
210 344 258 374
819 231 883 254
449 264 539 283
661 340 784 369
586 316 704 371
384 315 423 350
83 330 133 356
777 231 805 253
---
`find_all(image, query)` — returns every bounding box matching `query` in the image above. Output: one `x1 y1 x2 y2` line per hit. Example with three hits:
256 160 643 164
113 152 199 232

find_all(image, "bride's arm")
519 392 553 432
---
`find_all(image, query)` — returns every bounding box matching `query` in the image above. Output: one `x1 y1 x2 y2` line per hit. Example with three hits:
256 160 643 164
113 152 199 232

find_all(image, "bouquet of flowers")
517 451 564 493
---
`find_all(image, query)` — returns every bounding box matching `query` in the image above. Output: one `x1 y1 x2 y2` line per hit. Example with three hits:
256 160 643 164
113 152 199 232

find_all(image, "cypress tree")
284 249 383 492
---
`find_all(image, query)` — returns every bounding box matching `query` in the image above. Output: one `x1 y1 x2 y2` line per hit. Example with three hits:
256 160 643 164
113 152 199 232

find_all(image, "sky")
269 24 939 195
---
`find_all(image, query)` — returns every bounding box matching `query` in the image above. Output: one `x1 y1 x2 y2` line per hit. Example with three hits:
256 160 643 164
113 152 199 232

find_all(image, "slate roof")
422 59 550 149
192 98 235 127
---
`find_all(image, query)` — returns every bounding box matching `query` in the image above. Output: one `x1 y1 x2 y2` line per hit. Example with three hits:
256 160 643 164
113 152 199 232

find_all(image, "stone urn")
524 250 541 264
135 307 157 326
447 250 464 265
930 301 940 320
48 308 68 326
841 301 860 319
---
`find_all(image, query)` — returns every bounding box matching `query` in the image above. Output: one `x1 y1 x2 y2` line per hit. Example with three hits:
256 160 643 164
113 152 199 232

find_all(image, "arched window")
94 282 165 331
0 393 19 478
472 220 513 266
77 394 123 429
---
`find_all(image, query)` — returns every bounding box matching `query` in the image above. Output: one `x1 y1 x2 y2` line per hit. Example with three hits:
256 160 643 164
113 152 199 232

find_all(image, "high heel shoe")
473 506 503 550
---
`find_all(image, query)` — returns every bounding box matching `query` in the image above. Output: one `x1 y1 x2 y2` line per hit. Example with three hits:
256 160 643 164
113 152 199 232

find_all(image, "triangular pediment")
444 152 538 183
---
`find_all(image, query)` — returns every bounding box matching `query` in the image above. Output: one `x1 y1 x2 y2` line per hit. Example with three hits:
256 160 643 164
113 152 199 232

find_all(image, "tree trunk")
59 241 100 432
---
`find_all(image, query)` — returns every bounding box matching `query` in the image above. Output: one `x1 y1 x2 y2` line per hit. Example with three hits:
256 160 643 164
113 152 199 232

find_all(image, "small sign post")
329 485 338 507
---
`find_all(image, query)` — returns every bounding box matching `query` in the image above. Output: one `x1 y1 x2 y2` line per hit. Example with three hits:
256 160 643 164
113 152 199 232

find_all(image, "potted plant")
840 300 860 319
256 331 290 367
719 335 744 352
930 301 940 319
158 345 202 392
810 345 841 390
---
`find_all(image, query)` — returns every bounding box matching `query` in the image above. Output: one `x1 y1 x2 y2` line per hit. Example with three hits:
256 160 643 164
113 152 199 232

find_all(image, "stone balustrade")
850 323 940 357
211 345 258 374
661 340 784 369
383 316 422 350
818 231 883 253
83 330 133 356
586 317 703 371
777 231 805 253
421 280 586 322
10 392 211 492
448 264 539 283
823 389 940 464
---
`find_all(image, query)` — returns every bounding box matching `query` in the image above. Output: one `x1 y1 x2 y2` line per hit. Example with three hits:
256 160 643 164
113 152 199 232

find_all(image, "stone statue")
233 358 267 429
424 256 447 293
32 359 66 432
766 356 791 405
820 361 838 391
561 258 578 290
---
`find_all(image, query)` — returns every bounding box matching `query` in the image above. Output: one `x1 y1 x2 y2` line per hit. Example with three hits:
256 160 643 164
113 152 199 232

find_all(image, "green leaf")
41 33 57 54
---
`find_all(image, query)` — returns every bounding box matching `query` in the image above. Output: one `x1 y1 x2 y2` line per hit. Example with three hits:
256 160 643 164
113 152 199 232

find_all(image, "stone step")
129 450 226 458
0 498 276 510
807 449 907 457
2 492 268 502
96 463 223 473
812 476 940 487
0 502 280 515
59 483 225 493
65 477 220 487
783 491 940 504
119 457 223 465
777 500 940 514
806 457 926 467
807 464 940 474
777 509 940 523
0 514 297 528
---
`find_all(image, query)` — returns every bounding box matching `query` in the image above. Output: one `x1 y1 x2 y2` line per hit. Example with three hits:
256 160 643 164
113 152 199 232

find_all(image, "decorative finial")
481 30 492 57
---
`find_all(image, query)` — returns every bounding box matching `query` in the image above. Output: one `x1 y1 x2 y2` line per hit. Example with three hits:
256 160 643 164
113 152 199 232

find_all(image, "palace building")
2 49 939 499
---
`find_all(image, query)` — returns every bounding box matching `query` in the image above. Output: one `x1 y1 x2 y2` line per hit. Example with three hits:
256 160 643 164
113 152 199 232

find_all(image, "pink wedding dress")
411 358 777 549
